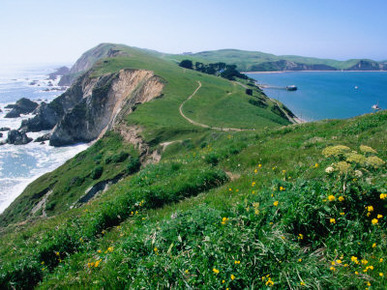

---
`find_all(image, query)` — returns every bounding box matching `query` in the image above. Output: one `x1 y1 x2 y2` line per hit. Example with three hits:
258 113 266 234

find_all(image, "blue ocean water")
247 72 387 121
0 65 88 213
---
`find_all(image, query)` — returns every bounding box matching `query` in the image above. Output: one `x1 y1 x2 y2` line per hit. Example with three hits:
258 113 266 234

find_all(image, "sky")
0 0 386 66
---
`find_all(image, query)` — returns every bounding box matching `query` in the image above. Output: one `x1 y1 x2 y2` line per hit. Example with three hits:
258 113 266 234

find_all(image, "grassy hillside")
0 44 290 226
0 45 386 289
168 49 385 71
0 110 385 289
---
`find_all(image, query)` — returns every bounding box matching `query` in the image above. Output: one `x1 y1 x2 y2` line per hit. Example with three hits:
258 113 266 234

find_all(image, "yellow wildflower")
273 201 279 207
265 278 274 286
380 273 384 277
184 270 189 274
314 163 319 168
94 259 102 268
377 214 383 219
222 280 225 283
380 193 387 200
258 164 262 168
282 170 286 174
279 186 285 191
252 182 256 187
338 196 344 202
344 264 349 267
372 243 377 248
254 169 258 173
330 266 336 271
221 217 229 225
234 260 241 264
298 258 302 262
367 205 374 212
213 268 219 274
340 212 345 215
336 259 342 264
380 258 383 263
97 250 102 253
366 281 371 287
371 218 378 225
330 218 336 224
331 261 336 265
298 233 304 240
300 281 305 286
351 256 358 263
107 247 113 252
328 195 336 201
231 274 235 280
361 259 368 265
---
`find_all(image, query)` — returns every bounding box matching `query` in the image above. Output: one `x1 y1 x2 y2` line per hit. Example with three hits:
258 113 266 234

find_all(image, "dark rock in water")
6 130 32 145
40 141 45 145
4 98 39 118
29 81 38 86
48 66 70 80
20 102 60 132
4 104 16 109
5 110 21 118
0 132 2 138
34 133 51 142
0 127 11 131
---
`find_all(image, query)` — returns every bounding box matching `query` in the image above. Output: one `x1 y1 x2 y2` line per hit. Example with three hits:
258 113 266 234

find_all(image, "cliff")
51 69 164 146
21 68 164 146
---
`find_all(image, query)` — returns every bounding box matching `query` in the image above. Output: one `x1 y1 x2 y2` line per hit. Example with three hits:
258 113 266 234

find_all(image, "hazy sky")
1 0 386 65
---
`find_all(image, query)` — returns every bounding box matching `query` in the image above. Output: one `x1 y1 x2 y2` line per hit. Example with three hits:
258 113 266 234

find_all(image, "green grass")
0 110 385 289
0 132 139 226
0 44 386 289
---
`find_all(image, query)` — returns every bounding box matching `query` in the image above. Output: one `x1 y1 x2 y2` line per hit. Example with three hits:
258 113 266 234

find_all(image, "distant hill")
168 49 387 72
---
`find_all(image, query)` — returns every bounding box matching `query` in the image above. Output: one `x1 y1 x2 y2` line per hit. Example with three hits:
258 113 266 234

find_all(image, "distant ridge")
169 49 387 72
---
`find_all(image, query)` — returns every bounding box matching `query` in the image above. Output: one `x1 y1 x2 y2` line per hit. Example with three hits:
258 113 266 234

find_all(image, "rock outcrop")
50 69 164 146
48 66 70 80
4 98 38 118
58 43 129 86
6 130 32 145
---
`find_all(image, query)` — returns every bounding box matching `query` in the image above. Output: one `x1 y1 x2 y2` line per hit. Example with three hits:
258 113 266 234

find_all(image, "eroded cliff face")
49 69 164 146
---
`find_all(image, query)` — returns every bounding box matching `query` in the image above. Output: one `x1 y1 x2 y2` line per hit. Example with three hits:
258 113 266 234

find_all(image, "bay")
247 71 387 121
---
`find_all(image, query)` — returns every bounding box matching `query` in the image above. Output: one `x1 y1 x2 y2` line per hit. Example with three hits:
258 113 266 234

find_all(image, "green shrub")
91 166 103 180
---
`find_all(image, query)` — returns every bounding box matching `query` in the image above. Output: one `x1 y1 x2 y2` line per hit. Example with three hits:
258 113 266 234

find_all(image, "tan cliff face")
50 69 164 146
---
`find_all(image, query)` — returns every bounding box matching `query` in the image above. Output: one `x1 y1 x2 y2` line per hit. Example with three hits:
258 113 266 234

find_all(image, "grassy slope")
0 46 288 226
0 45 385 288
167 49 381 71
0 110 385 289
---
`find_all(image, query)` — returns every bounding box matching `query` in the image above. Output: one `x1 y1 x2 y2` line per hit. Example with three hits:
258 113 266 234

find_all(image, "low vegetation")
0 44 385 288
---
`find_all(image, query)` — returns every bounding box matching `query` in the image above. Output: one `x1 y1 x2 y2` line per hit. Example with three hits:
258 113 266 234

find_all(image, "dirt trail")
179 81 255 132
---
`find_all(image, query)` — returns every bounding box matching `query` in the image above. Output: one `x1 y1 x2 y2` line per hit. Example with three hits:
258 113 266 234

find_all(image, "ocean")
0 65 88 213
247 71 387 121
